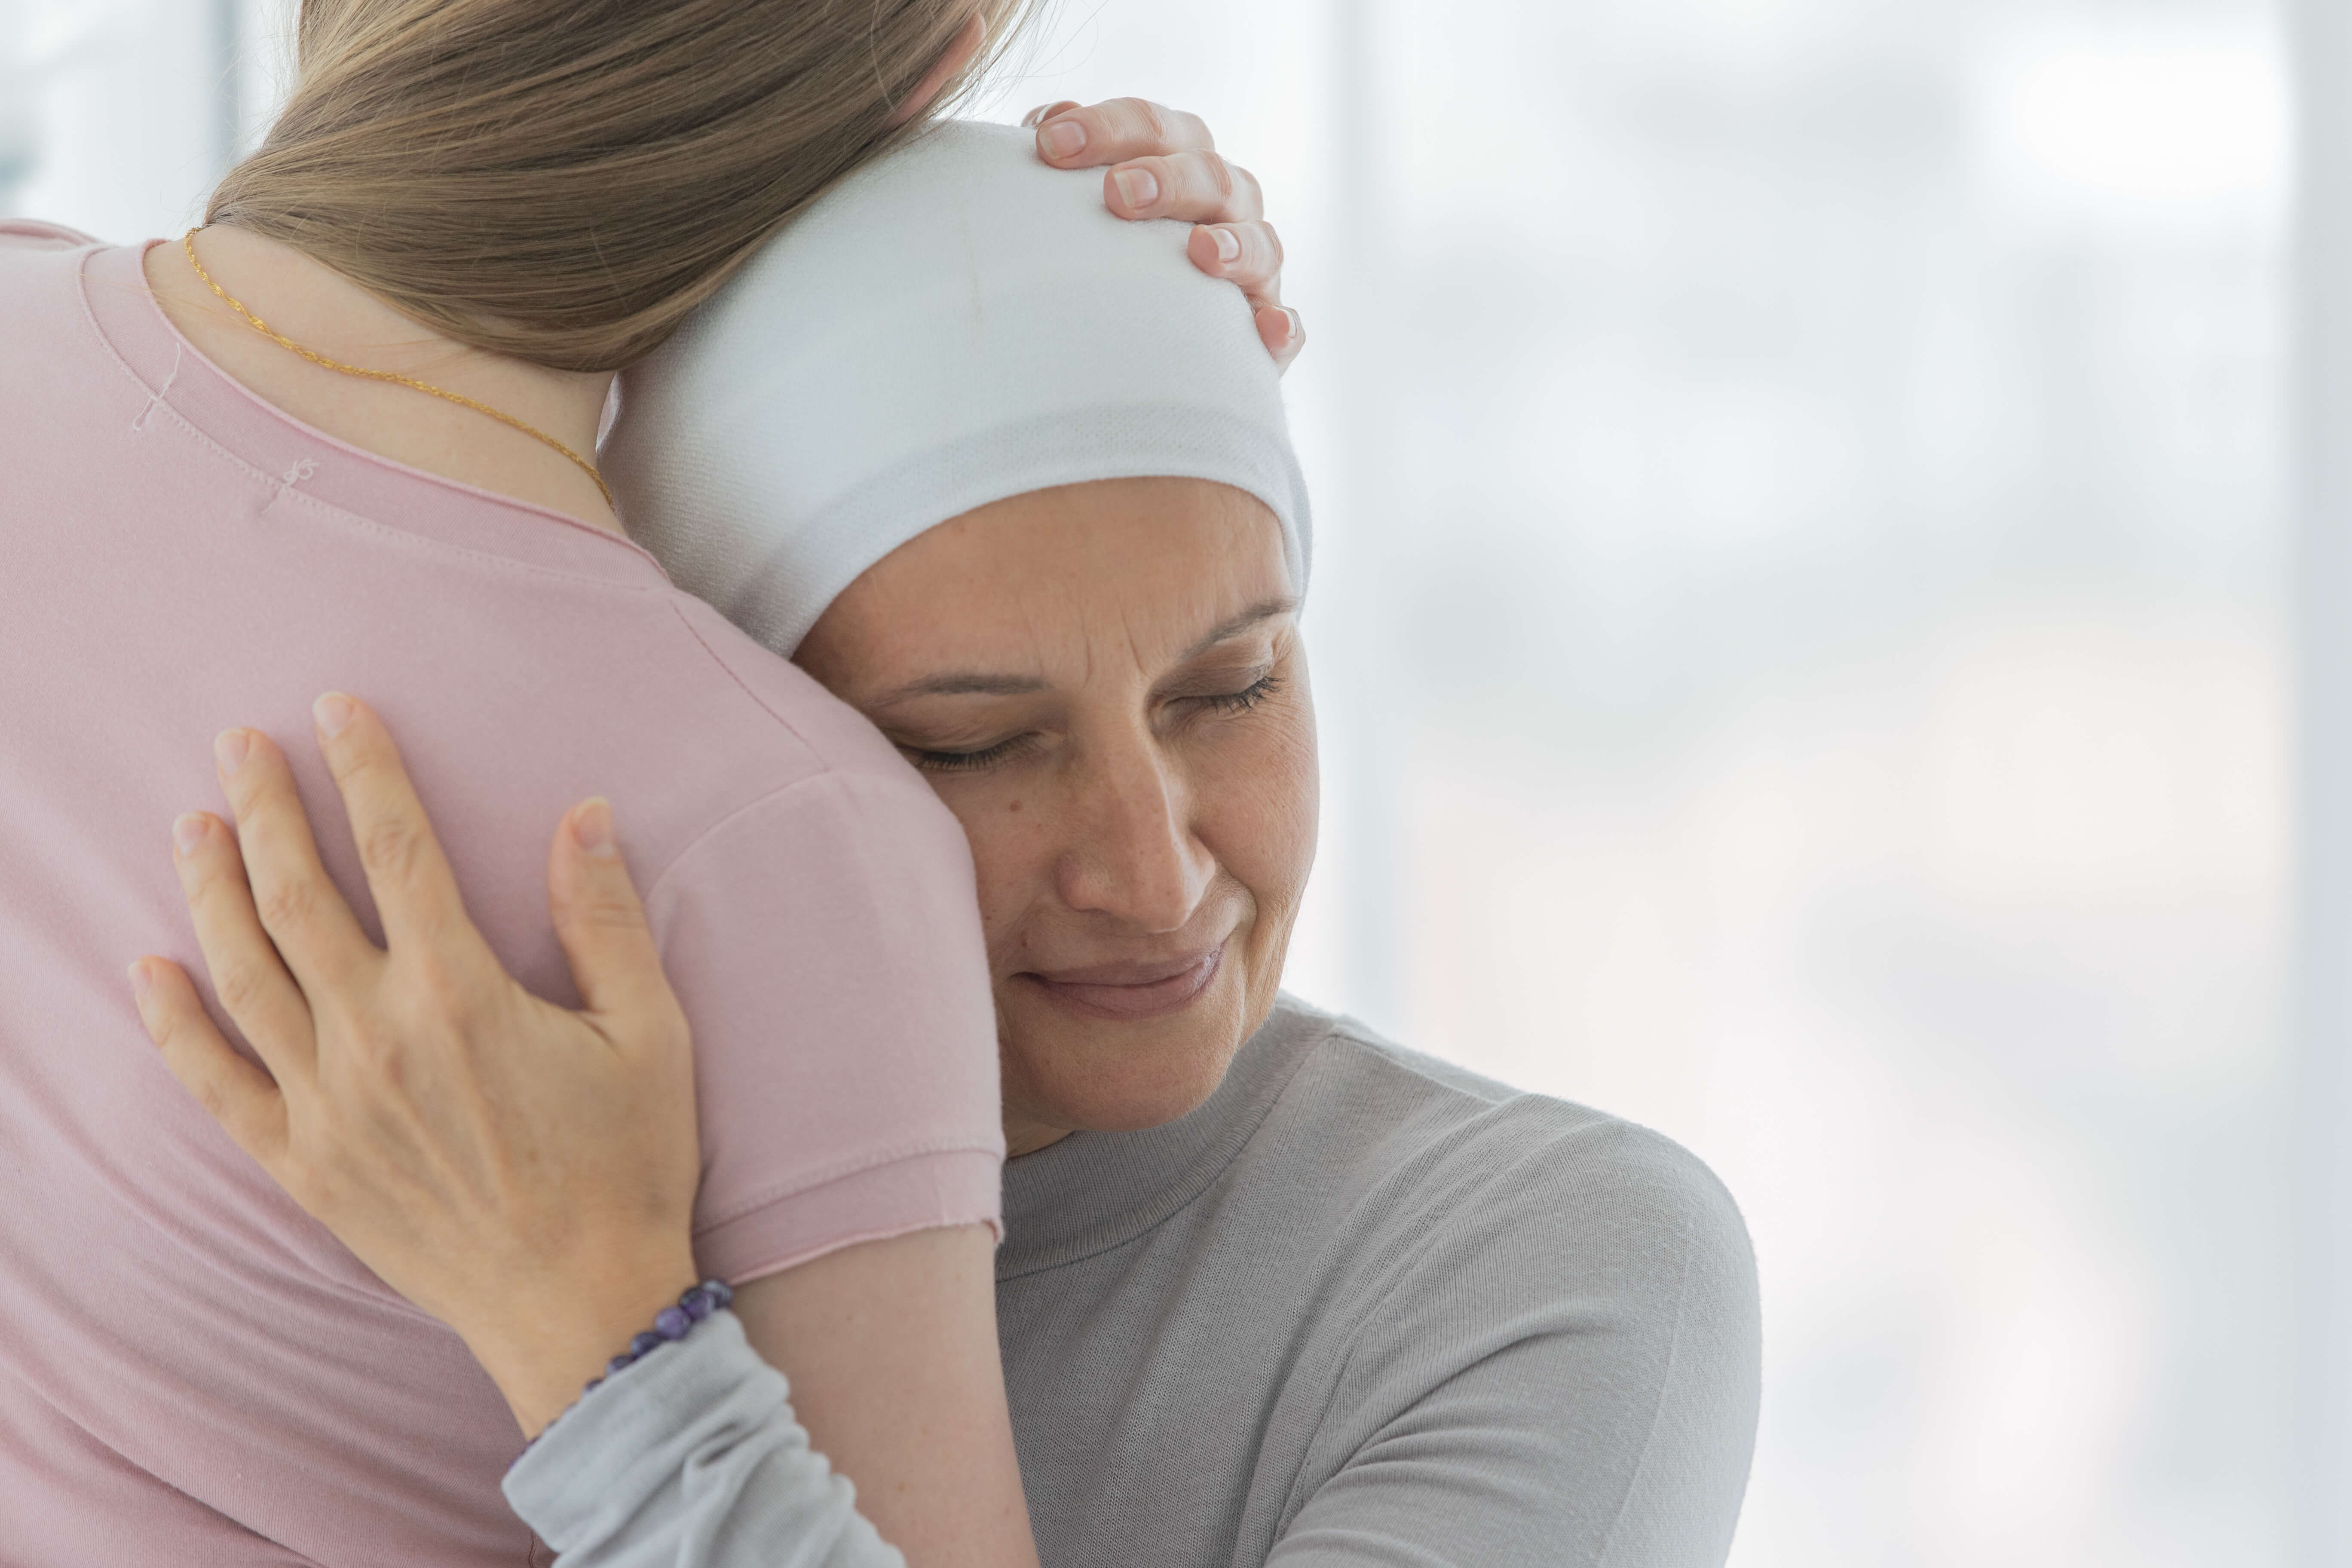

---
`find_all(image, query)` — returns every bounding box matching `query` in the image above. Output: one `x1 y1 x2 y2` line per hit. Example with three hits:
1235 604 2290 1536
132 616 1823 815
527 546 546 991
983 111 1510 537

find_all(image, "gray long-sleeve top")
507 999 1762 1566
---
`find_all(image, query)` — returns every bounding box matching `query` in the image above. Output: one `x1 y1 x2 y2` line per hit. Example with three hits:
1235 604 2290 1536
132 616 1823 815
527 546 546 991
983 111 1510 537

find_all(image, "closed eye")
902 674 1281 772
1194 672 1282 715
904 732 1038 774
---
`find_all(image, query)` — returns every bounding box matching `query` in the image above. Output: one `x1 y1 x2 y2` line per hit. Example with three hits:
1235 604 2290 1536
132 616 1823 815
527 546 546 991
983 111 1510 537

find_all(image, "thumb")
547 798 673 1026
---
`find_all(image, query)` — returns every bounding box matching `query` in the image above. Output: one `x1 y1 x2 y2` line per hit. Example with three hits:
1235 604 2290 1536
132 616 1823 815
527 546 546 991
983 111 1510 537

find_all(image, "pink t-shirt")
0 224 1004 1565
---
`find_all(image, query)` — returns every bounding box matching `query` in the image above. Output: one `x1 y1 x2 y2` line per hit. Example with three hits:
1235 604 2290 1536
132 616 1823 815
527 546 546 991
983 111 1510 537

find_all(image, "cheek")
925 775 1059 969
1200 707 1320 941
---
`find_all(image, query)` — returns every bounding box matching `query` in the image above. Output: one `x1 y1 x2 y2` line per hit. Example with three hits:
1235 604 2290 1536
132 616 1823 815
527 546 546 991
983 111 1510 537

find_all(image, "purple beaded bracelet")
588 1277 735 1392
521 1278 735 1458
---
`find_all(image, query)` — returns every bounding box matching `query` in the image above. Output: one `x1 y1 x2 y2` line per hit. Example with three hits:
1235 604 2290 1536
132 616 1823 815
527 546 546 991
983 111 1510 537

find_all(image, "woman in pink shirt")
0 1 1299 1562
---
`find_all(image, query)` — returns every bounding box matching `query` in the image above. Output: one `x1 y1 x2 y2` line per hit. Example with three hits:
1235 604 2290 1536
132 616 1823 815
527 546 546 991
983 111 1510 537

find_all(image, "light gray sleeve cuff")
503 1310 906 1568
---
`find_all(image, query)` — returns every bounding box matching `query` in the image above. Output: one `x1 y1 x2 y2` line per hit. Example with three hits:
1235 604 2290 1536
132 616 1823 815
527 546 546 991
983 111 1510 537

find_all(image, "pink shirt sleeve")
641 766 1004 1285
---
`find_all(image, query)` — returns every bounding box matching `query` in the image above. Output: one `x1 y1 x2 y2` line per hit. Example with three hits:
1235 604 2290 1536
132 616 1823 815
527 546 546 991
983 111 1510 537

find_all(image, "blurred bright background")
1 0 2323 1562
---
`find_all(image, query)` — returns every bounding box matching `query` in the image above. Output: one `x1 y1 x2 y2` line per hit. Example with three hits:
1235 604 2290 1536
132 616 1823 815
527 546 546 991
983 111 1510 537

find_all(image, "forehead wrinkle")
863 493 1292 704
1008 569 1088 692
1055 573 1094 689
1178 596 1299 662
1118 598 1153 686
855 557 1066 708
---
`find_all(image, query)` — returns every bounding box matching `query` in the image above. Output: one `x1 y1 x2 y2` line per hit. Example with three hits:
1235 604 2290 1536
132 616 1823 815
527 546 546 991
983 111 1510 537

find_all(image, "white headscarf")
605 119 1311 657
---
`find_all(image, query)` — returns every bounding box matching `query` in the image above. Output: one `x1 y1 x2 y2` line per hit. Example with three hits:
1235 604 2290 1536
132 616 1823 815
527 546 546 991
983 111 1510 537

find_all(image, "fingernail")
1210 226 1241 264
213 729 250 777
1283 307 1302 345
572 797 619 859
1113 166 1159 210
314 692 355 739
127 960 153 1001
1041 119 1086 159
173 813 209 858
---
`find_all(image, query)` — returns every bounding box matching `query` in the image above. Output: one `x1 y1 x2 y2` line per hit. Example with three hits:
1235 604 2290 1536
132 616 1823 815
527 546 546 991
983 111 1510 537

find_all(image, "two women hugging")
0 2 1759 1564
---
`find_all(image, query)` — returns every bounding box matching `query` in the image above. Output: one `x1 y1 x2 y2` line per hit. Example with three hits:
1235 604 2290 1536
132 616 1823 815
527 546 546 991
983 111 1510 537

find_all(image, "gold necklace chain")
181 231 614 511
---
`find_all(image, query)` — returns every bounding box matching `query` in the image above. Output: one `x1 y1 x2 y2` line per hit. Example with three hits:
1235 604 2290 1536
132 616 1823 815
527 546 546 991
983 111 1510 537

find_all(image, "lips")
1020 946 1224 1022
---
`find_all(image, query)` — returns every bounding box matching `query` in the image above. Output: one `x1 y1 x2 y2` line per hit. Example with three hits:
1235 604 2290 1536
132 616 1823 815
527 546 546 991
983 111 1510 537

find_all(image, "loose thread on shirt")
132 343 183 432
270 456 321 513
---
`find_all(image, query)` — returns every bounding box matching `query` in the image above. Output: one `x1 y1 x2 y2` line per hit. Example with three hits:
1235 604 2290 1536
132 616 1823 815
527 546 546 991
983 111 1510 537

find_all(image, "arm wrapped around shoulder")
1274 1114 1762 1568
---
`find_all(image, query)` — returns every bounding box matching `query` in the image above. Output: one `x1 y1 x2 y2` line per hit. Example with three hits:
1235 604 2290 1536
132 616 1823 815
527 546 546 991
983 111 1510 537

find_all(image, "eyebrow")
1177 597 1300 662
867 672 1048 705
867 596 1300 708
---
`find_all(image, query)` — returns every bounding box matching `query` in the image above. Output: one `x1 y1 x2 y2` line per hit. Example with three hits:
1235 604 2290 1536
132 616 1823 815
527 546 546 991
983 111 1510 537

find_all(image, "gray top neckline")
996 997 1327 1279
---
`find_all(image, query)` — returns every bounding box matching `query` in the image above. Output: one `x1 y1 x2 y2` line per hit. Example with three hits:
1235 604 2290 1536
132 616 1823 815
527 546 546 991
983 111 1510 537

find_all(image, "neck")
144 227 620 532
1004 1117 1074 1160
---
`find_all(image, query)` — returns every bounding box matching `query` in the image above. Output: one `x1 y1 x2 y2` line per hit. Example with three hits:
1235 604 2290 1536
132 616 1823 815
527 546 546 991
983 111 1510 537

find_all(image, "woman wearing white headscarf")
137 123 1761 1568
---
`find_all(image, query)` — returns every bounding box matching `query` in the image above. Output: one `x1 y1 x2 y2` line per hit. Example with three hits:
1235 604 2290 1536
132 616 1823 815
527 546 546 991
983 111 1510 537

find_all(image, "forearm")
505 1311 906 1568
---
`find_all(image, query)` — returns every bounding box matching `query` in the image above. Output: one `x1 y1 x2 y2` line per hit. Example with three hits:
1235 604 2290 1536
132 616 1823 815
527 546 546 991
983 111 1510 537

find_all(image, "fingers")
1188 218 1283 298
309 694 477 955
546 798 684 1041
1180 220 1304 373
1103 150 1263 225
1034 98 1299 365
1255 304 1305 374
1035 99 1298 366
170 806 323 1088
1032 97 1212 170
129 956 290 1163
213 725 374 995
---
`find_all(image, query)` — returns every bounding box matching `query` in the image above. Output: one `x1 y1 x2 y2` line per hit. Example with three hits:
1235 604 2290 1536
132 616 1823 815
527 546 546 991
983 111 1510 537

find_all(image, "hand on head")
1024 98 1302 371
888 3 1301 371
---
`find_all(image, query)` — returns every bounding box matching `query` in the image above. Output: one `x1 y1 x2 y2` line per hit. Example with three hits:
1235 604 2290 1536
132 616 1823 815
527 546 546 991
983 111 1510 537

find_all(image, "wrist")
462 1246 704 1439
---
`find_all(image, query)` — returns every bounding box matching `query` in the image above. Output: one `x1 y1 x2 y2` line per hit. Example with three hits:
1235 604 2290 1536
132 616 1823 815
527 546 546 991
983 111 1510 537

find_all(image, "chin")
1001 962 1259 1134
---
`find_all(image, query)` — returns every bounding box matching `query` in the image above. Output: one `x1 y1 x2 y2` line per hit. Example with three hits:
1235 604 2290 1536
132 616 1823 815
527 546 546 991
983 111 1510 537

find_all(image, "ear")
890 9 990 129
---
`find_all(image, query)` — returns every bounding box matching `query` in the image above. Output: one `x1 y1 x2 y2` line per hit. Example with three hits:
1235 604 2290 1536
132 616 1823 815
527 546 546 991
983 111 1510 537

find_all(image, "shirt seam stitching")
1322 1019 1520 1112
71 247 665 593
635 767 910 909
661 599 836 764
1271 1129 1631 1538
1591 1210 1699 1563
696 1138 1007 1238
1270 1182 1469 1534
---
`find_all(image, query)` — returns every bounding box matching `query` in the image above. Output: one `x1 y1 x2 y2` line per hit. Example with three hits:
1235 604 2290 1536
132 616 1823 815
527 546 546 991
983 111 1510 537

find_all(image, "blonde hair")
207 0 1035 372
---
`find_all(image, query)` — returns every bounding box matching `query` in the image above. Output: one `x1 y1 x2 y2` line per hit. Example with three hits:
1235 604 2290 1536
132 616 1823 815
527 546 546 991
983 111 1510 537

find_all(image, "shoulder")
0 218 101 253
0 223 105 355
612 589 958 897
0 220 102 303
1261 1004 1761 1565
654 591 920 788
1267 998 1756 1310
618 614 985 1051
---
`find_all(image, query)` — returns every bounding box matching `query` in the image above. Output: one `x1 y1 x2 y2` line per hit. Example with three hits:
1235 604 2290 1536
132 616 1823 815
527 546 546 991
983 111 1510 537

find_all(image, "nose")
1055 729 1216 934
